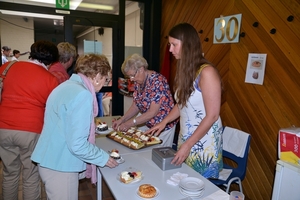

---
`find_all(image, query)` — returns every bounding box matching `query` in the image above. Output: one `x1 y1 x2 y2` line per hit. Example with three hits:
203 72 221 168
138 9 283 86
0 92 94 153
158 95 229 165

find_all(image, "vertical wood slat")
160 0 300 199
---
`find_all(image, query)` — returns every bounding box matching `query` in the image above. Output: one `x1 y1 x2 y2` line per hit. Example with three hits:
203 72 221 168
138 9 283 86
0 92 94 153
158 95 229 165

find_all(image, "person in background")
48 42 77 84
1 46 11 64
146 23 223 179
112 53 178 147
11 49 20 61
102 70 112 116
0 40 59 200
31 54 118 200
10 50 30 61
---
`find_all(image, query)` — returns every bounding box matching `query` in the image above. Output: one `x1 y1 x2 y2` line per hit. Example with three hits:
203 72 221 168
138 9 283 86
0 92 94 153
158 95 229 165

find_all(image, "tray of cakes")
106 127 162 150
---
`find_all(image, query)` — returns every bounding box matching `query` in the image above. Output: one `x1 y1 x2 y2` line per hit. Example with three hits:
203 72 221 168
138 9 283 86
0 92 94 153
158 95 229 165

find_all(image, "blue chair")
210 127 251 194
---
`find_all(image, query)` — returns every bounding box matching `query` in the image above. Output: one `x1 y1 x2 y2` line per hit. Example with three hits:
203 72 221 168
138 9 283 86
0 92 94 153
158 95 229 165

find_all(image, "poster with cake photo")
245 53 267 85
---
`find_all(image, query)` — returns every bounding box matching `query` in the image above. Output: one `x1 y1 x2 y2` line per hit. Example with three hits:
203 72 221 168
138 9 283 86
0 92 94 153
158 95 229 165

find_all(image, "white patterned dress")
177 67 223 179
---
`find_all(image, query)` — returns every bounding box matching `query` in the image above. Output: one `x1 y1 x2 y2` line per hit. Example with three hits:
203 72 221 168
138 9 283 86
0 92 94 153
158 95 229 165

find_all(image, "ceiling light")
27 0 113 10
77 3 113 10
0 9 63 20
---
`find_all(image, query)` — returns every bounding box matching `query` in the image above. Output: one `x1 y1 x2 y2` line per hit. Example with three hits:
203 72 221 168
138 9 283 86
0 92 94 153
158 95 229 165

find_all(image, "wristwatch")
133 118 137 125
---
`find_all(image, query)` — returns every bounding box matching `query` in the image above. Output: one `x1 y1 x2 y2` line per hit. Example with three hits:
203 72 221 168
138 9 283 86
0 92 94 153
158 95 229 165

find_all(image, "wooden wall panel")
160 0 300 199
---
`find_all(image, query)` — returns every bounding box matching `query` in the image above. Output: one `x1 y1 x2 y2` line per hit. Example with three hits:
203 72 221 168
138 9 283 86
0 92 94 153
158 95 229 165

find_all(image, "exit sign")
56 0 69 10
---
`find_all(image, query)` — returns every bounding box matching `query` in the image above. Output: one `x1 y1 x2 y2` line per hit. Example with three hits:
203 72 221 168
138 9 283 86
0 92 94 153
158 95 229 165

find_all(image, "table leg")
97 167 102 200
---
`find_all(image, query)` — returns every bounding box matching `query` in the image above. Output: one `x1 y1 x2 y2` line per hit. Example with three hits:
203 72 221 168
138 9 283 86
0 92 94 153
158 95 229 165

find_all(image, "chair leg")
226 177 243 194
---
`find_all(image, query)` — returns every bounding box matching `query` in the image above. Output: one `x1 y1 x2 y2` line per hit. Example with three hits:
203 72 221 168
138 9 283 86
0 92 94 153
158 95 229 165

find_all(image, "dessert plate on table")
179 187 204 198
117 167 143 184
179 177 205 191
95 127 113 134
136 186 160 199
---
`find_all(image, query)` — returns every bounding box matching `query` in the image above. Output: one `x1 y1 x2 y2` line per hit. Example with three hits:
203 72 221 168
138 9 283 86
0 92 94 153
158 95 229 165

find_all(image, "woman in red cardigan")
0 40 59 200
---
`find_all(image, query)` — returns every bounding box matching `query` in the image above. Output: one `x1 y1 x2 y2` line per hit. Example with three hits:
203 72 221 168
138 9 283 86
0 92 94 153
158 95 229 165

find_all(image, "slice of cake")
120 171 142 184
96 122 108 132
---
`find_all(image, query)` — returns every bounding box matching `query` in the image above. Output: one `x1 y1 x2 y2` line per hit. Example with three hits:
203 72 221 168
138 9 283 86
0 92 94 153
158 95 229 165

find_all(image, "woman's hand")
112 118 122 130
105 157 119 168
171 143 190 165
117 121 132 132
144 121 166 136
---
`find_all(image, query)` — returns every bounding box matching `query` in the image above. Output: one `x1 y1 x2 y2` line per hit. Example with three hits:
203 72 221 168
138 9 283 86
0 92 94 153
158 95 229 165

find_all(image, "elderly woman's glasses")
129 70 138 79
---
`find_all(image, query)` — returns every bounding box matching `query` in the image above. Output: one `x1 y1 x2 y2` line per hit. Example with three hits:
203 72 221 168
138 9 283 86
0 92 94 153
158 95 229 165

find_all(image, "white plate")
115 157 125 164
179 177 205 191
179 187 204 197
116 167 143 184
95 127 113 134
136 186 160 199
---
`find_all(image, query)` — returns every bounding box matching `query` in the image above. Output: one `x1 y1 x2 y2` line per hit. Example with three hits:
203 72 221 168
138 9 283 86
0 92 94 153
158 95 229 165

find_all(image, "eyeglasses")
128 69 138 79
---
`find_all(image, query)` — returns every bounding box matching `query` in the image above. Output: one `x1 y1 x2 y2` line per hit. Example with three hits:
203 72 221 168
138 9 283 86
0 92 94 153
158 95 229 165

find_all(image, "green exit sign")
56 0 70 10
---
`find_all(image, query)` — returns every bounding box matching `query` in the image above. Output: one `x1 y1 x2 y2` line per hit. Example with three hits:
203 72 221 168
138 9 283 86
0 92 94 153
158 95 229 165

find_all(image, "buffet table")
95 116 229 200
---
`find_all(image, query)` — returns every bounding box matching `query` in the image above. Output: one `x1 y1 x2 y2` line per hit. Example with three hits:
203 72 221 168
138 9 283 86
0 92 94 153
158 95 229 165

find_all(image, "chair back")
223 127 251 181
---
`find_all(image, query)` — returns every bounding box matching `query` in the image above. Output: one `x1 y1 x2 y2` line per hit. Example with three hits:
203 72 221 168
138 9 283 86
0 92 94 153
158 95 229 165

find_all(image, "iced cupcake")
110 149 120 160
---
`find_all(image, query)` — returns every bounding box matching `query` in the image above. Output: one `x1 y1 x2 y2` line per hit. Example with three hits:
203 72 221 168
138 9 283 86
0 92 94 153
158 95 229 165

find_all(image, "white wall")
125 9 143 47
0 15 34 61
76 27 113 66
123 2 143 114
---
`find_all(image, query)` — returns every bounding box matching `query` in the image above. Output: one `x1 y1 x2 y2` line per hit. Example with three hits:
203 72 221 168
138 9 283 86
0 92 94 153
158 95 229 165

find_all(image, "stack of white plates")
178 177 205 198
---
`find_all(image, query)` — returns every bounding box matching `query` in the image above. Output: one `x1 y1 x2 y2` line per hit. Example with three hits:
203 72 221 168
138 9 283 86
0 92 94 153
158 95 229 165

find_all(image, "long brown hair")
169 23 213 107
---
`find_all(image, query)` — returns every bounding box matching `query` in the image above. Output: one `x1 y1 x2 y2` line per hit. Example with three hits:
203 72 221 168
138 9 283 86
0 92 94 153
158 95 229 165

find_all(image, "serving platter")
105 128 162 150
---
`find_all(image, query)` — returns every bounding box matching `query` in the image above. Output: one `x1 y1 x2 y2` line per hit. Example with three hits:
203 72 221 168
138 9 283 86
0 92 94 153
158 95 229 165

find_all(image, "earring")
96 81 99 85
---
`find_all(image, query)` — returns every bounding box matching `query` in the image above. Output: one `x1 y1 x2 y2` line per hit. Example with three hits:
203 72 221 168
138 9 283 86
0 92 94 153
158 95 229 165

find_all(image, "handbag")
0 60 17 103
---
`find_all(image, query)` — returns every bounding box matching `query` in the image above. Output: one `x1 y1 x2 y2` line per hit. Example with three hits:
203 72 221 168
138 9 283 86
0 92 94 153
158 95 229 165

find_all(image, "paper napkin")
167 172 188 186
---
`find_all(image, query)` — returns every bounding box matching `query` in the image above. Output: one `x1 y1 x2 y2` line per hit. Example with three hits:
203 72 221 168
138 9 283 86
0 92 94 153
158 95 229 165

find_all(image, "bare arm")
117 101 161 131
146 103 180 136
112 101 139 130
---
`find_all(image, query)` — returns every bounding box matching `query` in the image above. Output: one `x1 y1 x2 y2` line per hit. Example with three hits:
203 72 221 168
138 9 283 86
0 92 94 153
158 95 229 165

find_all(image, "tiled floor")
0 160 115 200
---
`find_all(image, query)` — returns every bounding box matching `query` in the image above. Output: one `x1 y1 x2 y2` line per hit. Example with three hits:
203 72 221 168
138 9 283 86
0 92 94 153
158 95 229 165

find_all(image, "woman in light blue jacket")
31 54 118 200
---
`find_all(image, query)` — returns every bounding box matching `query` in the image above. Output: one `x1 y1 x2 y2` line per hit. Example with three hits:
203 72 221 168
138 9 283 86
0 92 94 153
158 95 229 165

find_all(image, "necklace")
138 73 149 92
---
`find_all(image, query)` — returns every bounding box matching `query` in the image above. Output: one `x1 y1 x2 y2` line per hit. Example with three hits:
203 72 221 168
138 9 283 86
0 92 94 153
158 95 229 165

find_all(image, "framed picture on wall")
245 53 267 85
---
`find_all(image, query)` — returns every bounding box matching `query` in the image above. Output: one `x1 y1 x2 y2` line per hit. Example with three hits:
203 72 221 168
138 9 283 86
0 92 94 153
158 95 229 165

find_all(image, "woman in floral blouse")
112 53 178 147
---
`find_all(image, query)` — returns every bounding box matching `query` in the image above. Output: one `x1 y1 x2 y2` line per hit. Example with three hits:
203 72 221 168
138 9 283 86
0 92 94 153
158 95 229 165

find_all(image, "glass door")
65 16 123 117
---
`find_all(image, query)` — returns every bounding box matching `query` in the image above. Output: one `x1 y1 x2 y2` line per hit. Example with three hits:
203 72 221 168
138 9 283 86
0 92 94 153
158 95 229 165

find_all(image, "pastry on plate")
138 184 157 198
96 122 108 132
120 171 142 184
110 149 120 160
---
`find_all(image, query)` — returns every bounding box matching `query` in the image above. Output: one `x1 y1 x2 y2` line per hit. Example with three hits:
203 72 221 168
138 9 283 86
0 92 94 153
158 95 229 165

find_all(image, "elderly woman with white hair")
112 53 178 147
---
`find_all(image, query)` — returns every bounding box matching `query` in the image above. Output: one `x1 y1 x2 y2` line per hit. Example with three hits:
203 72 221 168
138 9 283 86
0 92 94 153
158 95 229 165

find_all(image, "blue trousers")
96 92 104 117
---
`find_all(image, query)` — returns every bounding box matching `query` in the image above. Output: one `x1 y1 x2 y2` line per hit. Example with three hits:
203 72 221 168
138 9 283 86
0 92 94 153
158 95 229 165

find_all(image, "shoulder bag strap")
0 60 17 103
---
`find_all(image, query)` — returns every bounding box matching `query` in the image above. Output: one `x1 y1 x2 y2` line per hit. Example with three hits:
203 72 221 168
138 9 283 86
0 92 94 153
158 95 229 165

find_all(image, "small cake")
138 184 157 198
107 131 117 139
120 171 142 184
121 137 131 147
110 149 120 160
114 135 123 143
96 122 108 132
